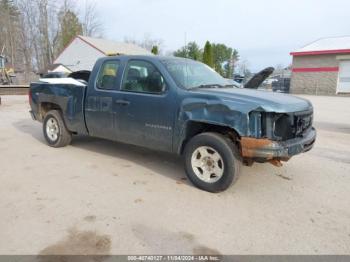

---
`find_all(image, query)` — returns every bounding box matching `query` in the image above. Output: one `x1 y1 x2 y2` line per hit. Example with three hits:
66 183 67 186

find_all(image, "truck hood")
191 88 312 113
244 67 274 89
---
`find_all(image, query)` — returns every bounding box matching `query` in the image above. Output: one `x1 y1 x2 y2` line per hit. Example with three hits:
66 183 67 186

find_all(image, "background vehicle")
0 46 16 85
272 77 291 93
0 55 15 85
29 56 316 192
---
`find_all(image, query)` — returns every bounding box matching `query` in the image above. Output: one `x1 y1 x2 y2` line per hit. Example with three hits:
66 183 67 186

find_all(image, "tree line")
1 0 241 81
173 41 239 78
0 0 102 79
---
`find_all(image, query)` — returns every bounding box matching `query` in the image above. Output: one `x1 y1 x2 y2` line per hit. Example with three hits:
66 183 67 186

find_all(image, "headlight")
273 114 293 140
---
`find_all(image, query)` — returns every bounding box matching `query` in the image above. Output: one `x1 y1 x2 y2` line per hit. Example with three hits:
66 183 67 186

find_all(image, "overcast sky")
77 0 350 72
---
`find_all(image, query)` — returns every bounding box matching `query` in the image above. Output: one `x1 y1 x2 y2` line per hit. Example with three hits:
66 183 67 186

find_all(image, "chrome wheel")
46 117 59 142
191 146 224 183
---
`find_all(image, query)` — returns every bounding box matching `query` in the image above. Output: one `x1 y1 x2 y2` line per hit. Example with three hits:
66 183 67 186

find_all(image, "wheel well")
179 121 240 154
39 102 62 120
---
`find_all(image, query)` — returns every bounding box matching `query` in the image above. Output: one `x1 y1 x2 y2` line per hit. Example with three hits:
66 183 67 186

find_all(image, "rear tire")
43 110 72 147
184 132 241 192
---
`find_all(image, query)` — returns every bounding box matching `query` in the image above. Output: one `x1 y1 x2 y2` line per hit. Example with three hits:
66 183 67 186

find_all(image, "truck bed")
30 78 88 135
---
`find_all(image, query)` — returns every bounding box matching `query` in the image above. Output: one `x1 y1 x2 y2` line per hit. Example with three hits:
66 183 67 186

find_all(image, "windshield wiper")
190 84 224 89
224 84 238 88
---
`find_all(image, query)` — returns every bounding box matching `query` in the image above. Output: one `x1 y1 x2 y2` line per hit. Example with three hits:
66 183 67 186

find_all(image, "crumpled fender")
174 96 256 153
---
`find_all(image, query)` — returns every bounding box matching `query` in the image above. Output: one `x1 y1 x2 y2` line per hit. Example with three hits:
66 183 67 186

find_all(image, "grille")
294 112 313 137
273 111 313 140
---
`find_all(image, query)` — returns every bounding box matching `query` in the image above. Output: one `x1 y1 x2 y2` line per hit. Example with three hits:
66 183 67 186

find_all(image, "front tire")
184 132 241 192
43 110 72 147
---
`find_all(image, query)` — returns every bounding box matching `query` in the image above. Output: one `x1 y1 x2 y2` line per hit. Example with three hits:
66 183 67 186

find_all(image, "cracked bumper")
240 127 316 160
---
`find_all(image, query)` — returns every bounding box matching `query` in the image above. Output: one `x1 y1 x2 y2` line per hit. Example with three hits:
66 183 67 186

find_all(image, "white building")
54 35 151 72
48 64 72 73
290 36 350 95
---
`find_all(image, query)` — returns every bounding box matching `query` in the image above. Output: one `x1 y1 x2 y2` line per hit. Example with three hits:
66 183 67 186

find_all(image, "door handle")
115 99 130 106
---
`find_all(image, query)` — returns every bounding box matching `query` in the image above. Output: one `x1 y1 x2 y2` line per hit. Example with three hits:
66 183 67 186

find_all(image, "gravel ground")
0 95 349 255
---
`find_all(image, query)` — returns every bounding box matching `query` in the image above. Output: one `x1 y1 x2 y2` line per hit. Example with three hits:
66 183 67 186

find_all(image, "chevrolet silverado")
29 56 316 192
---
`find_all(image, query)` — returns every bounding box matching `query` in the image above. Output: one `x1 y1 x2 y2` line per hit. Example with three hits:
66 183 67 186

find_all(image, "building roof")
291 36 350 56
53 35 152 71
77 35 151 55
46 63 67 71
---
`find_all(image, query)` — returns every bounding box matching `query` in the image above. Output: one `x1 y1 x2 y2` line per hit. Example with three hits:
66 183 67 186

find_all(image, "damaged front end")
240 109 316 166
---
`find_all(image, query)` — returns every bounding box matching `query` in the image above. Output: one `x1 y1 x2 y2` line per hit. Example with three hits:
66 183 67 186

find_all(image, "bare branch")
81 0 104 37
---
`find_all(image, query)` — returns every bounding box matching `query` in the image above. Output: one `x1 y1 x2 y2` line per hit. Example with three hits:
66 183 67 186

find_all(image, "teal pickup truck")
29 56 316 192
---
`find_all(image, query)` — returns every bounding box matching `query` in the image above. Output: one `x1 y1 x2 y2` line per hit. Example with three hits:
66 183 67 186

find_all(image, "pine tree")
57 9 83 53
202 41 213 68
151 45 159 55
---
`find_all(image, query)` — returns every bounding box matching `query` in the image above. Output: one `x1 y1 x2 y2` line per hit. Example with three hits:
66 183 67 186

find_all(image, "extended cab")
29 56 316 192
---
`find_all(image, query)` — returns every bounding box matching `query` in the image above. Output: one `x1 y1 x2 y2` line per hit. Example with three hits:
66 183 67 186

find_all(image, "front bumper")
240 127 316 160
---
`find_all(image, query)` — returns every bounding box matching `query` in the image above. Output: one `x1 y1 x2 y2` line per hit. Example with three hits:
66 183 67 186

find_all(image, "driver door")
115 59 175 152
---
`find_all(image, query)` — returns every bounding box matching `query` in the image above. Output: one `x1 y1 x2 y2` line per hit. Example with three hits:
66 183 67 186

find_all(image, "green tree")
151 45 159 55
211 43 231 75
187 42 201 60
202 41 214 68
173 41 202 60
211 44 239 77
57 9 83 53
173 46 187 58
224 49 239 78
224 62 233 78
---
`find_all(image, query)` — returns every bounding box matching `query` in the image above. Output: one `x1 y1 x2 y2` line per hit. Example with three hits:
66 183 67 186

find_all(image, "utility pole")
184 32 187 58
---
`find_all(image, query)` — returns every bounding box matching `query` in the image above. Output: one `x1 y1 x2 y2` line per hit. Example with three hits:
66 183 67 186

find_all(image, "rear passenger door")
85 59 122 140
115 59 176 152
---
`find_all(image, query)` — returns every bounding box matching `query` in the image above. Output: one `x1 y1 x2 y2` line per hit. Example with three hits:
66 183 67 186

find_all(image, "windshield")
161 59 232 89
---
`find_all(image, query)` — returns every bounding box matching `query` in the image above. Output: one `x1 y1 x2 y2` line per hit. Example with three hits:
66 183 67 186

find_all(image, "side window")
96 60 120 90
122 60 166 94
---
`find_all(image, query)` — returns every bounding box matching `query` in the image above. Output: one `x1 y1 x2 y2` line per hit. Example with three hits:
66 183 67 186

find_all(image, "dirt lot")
0 95 349 255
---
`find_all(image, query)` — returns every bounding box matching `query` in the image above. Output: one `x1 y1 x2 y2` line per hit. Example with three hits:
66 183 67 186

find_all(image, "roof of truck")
98 55 197 62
